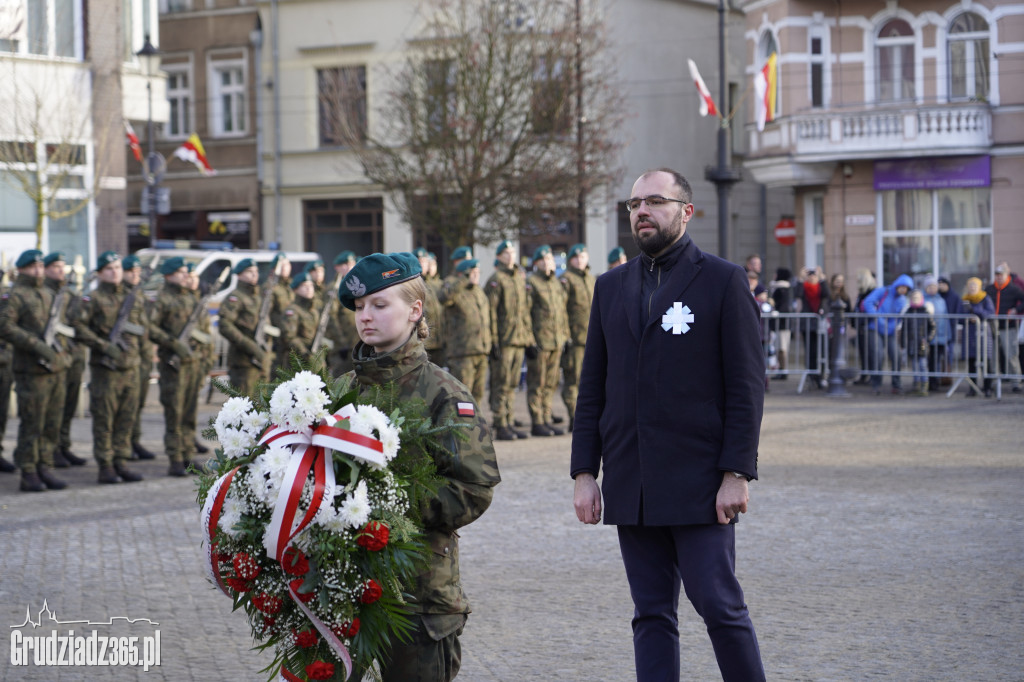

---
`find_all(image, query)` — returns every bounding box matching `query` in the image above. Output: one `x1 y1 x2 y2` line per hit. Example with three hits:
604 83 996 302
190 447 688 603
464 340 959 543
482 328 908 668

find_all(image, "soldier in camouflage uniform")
277 272 319 367
440 259 491 406
122 255 158 461
50 253 89 467
525 245 569 436
416 247 446 366
560 243 595 432
326 251 359 376
268 253 293 376
74 251 148 484
185 263 215 457
218 259 271 394
0 334 13 474
304 258 327 313
608 246 628 269
145 256 204 476
0 250 73 491
340 252 500 682
485 240 535 441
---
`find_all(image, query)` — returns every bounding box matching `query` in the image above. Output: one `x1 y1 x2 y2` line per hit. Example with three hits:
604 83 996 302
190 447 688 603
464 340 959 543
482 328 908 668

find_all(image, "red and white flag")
124 120 142 163
754 53 778 132
687 59 718 118
456 402 475 418
173 133 216 175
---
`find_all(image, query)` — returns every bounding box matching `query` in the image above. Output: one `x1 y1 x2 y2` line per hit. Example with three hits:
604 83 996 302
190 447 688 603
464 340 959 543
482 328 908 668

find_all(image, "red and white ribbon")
201 466 240 597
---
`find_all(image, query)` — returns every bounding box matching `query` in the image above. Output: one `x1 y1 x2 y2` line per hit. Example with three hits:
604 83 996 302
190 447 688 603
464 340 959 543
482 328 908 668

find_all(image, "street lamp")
136 34 162 247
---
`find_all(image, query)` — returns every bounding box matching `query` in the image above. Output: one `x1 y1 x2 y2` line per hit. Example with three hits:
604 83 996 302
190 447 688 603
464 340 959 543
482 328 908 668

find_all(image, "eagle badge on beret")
346 275 367 297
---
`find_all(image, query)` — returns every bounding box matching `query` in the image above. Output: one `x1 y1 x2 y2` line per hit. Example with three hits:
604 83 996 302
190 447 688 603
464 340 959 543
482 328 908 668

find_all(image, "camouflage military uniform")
218 281 270 394
326 302 359 377
131 285 156 450
43 276 77 455
278 295 318 367
148 282 203 467
525 269 569 427
0 339 12 467
269 276 293 375
485 263 535 429
441 274 491 406
423 273 445 366
0 274 72 474
185 288 216 460
559 263 595 424
347 334 500 681
74 281 147 468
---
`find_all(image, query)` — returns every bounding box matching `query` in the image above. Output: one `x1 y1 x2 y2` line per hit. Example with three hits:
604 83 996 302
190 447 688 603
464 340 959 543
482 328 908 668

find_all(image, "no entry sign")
774 218 796 246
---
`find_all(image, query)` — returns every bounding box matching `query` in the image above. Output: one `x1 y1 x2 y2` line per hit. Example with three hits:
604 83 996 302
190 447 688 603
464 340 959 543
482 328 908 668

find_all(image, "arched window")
758 31 779 118
876 19 914 102
948 12 989 101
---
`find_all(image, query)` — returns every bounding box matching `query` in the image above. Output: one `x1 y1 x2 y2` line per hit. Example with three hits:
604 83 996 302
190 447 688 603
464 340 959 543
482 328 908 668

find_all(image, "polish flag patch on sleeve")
457 402 475 417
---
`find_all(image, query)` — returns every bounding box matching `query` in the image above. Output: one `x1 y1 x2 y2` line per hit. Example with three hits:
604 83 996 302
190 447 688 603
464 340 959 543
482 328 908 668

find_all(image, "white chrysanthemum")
248 446 292 505
220 427 252 459
315 505 350 533
240 410 269 438
217 494 245 538
379 430 400 463
291 371 324 392
219 397 253 424
338 480 371 528
295 388 328 416
348 405 400 463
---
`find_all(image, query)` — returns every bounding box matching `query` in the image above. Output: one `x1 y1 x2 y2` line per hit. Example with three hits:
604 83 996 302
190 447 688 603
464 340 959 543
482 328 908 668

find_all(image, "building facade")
742 0 1024 290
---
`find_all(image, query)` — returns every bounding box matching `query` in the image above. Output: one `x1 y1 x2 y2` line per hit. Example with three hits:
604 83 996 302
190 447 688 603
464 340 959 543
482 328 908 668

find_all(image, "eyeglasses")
625 195 689 213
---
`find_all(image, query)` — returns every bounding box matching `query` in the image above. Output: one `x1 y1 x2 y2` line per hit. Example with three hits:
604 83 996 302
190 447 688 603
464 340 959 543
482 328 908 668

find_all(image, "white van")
133 247 322 304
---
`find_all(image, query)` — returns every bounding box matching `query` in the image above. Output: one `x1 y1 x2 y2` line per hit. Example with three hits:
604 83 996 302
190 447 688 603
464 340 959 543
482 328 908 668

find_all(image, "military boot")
62 448 87 466
545 423 565 436
194 439 210 454
531 423 554 437
52 448 71 468
132 443 156 460
167 460 188 477
114 462 144 483
37 466 68 490
97 466 121 484
20 472 46 492
511 427 530 439
494 426 517 441
0 455 16 474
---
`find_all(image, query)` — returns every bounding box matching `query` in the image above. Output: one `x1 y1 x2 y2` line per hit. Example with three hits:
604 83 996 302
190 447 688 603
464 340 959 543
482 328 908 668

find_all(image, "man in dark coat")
571 168 765 682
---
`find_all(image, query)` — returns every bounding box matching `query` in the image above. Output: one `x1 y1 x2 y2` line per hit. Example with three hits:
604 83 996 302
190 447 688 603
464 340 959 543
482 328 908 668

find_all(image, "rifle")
168 266 230 370
310 276 339 354
98 255 159 370
38 287 76 372
251 261 282 367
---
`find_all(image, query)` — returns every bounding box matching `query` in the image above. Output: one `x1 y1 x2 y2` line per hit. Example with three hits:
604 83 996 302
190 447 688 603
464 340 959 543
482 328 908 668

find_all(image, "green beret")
496 240 513 256
16 249 44 268
607 246 626 264
412 247 429 258
43 251 66 266
456 258 479 273
339 252 422 311
451 246 472 261
271 252 288 267
186 262 197 273
303 258 324 273
232 258 256 275
122 255 141 270
428 251 438 261
160 256 186 275
97 251 121 271
290 272 309 289
568 243 587 258
333 250 356 266
532 244 552 262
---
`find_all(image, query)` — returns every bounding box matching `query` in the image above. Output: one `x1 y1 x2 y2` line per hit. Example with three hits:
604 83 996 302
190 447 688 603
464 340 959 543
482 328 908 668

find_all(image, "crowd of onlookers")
743 254 1024 397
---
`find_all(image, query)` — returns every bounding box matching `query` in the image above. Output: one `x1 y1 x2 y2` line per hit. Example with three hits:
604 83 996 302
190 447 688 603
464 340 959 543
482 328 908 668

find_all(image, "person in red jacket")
985 263 1024 393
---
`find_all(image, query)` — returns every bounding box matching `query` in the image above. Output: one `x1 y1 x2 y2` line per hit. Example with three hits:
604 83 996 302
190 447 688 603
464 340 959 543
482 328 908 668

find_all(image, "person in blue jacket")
862 273 913 394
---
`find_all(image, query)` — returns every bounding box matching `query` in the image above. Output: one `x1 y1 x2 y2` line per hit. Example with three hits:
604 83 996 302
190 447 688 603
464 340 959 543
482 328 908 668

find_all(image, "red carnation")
331 618 360 639
356 521 390 551
232 552 261 581
292 628 318 648
289 578 316 603
225 576 251 593
261 616 276 634
282 546 309 576
252 592 283 615
360 579 383 604
306 661 335 680
216 551 232 563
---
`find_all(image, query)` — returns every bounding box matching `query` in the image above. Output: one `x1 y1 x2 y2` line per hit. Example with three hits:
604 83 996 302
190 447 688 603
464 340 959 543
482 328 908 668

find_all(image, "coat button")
443 546 449 555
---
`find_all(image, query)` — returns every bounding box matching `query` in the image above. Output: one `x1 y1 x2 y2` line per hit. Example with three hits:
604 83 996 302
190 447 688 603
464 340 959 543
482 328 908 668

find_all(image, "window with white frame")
158 0 191 13
948 12 989 101
876 19 915 102
809 28 825 108
164 65 192 139
0 0 79 57
317 65 367 147
209 60 246 136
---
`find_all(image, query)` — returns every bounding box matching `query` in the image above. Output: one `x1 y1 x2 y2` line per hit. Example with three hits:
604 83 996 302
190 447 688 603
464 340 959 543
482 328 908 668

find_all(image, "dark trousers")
617 524 764 682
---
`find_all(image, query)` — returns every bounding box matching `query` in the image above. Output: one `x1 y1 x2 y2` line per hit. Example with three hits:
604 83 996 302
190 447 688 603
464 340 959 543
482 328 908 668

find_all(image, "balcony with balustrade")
744 102 992 187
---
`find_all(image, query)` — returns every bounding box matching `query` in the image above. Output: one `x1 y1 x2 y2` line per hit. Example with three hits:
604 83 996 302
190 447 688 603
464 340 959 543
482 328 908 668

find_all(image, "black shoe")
194 439 210 454
983 388 993 398
167 461 188 477
97 466 121 484
966 388 978 397
132 443 156 460
37 467 68 490
512 428 530 439
20 472 46 492
52 449 70 468
531 424 553 437
513 419 525 428
62 448 88 466
0 456 16 474
551 415 565 424
495 426 517 441
568 417 574 433
545 423 565 436
114 463 144 483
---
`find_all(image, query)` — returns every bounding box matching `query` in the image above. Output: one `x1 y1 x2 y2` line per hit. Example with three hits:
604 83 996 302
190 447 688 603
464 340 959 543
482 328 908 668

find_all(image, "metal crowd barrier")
987 315 1024 398
759 312 828 394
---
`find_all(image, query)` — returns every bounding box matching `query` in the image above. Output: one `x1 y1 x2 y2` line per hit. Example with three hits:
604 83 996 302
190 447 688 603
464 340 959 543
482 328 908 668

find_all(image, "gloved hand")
35 341 57 363
171 339 192 359
490 344 501 361
103 343 123 362
525 345 540 360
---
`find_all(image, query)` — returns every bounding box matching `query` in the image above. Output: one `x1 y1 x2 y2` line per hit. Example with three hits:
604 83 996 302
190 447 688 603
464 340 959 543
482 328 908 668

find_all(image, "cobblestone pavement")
1 382 1022 681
